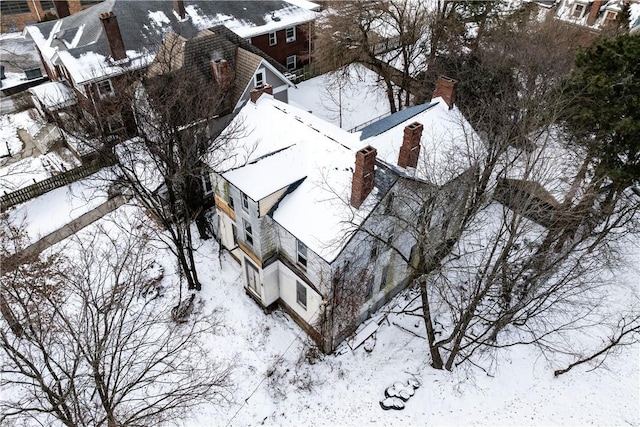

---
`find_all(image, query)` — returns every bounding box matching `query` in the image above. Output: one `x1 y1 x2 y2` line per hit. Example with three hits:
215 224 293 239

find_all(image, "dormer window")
572 3 586 18
255 70 265 87
97 79 114 98
285 26 296 43
605 11 617 21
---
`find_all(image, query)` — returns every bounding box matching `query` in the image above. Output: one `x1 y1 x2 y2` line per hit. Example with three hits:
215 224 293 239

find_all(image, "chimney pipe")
53 0 70 18
432 76 458 110
211 59 230 88
587 0 603 26
351 145 377 208
99 12 127 61
250 83 273 103
398 122 423 169
173 0 186 20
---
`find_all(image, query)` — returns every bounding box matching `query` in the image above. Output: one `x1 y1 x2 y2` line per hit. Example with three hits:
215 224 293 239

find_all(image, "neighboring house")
549 0 639 31
25 1 298 139
208 77 483 352
24 0 317 94
146 26 294 112
1 0 103 33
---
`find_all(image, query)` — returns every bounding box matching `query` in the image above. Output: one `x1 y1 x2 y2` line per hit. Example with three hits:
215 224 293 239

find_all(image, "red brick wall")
250 23 313 70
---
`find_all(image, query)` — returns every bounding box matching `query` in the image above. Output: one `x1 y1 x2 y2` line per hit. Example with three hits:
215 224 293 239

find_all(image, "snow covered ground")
12 198 636 426
2 57 638 426
289 64 392 131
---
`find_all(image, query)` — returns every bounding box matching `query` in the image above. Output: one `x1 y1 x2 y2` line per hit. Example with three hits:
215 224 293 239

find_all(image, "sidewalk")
1 193 130 273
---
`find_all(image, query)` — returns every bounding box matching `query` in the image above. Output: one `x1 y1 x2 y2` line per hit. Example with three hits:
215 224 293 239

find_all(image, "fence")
1 161 106 212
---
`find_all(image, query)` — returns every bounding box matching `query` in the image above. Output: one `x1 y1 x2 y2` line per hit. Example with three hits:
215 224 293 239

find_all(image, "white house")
207 77 483 352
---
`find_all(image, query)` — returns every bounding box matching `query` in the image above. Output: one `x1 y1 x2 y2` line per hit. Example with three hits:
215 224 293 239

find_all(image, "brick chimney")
250 83 273 103
587 0 603 26
54 0 70 18
351 145 377 208
398 122 423 169
211 59 230 88
99 12 126 61
173 0 186 20
432 76 458 110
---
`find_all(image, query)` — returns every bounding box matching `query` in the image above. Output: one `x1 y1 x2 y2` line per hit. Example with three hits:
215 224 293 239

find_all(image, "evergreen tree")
563 34 640 187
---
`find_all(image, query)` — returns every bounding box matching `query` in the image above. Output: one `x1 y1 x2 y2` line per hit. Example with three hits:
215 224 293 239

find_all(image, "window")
1 1 30 15
243 219 253 246
105 114 123 134
296 281 307 309
80 0 103 6
365 275 373 300
96 79 114 98
246 260 260 293
241 192 249 211
268 31 277 46
370 240 378 260
385 192 394 214
286 55 297 71
228 195 235 211
232 224 238 245
285 26 296 43
202 173 213 194
605 11 617 21
297 239 308 269
39 0 55 10
572 3 585 18
255 70 265 87
379 265 389 291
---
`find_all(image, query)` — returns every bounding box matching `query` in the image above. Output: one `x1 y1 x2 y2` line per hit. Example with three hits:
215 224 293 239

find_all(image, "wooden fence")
1 161 106 211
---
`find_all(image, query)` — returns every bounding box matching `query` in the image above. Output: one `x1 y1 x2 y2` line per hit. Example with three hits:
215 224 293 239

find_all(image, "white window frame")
241 191 250 211
296 281 307 309
245 259 260 293
297 239 308 269
243 218 253 246
202 173 213 195
268 31 277 46
572 3 585 19
255 70 265 87
286 55 297 71
285 26 296 43
605 11 617 21
97 79 114 98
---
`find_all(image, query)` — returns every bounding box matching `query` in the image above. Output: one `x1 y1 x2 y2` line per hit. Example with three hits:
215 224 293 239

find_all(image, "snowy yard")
3 192 637 426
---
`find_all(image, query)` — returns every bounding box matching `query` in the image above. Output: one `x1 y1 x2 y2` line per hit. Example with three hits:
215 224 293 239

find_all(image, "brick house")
25 0 298 139
207 77 485 352
541 0 639 32
0 0 104 33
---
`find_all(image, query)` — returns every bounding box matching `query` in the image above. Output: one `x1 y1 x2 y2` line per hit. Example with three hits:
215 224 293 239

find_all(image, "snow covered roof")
28 81 76 110
25 0 317 85
555 0 635 29
360 97 482 185
220 95 387 261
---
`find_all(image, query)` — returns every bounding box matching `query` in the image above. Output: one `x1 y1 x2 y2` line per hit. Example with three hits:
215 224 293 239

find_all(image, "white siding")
278 262 322 325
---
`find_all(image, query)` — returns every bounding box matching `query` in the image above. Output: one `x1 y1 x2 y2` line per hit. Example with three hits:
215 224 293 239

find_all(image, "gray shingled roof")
31 0 313 62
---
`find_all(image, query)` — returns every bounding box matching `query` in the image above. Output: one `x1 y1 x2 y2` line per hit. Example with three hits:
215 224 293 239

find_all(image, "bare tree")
0 212 233 426
50 32 245 292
